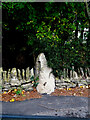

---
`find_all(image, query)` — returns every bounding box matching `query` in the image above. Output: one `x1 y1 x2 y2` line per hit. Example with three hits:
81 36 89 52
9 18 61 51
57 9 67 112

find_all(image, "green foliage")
2 2 89 78
30 76 39 88
11 88 22 95
15 89 22 95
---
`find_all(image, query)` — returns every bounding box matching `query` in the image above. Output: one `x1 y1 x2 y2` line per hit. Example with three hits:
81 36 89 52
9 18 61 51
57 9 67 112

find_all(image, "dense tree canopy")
2 2 90 77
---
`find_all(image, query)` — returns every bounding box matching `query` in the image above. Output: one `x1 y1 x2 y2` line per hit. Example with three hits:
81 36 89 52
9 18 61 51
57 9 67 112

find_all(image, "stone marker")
35 53 55 94
35 53 47 78
10 68 20 86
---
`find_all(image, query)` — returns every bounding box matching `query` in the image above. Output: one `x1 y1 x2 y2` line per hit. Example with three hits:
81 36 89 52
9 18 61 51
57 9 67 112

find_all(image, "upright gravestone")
35 53 55 94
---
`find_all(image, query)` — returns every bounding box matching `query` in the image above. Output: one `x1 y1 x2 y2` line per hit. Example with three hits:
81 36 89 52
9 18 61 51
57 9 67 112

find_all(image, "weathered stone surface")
37 67 55 94
70 70 78 80
35 53 48 77
80 67 84 77
86 79 90 84
26 87 33 91
3 83 10 91
71 79 79 84
18 69 22 80
87 68 90 76
30 68 34 76
22 83 33 91
56 81 77 88
26 67 30 81
7 70 11 83
63 78 71 83
0 68 3 82
35 53 55 94
10 68 21 86
10 77 21 86
80 80 88 85
10 86 17 90
67 83 76 88
78 83 85 87
22 69 25 80
3 71 7 83
55 77 64 83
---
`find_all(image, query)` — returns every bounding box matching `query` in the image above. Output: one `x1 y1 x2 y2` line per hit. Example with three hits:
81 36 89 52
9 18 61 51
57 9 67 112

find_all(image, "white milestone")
35 53 55 94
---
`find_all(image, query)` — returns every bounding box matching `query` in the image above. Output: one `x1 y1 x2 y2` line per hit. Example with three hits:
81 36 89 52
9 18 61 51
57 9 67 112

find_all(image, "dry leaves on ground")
0 86 89 102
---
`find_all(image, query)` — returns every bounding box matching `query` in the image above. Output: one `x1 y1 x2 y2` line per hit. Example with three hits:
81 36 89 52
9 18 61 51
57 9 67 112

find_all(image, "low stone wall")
55 67 90 89
0 66 90 92
55 77 89 89
0 67 34 91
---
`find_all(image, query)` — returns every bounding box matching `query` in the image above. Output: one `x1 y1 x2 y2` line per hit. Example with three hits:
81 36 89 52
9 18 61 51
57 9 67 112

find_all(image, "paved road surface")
0 95 90 119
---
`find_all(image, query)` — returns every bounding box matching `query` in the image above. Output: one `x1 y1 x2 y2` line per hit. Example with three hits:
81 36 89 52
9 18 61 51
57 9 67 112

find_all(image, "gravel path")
0 95 90 118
